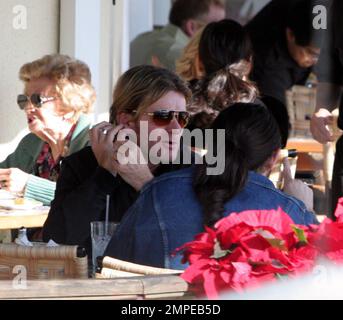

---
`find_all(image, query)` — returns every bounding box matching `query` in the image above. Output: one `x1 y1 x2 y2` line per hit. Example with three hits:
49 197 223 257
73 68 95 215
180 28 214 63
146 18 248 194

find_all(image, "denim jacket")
105 167 318 270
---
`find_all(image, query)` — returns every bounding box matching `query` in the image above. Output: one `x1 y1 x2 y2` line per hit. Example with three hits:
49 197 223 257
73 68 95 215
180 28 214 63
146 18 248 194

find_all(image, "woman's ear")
183 20 197 38
116 112 136 129
261 149 281 176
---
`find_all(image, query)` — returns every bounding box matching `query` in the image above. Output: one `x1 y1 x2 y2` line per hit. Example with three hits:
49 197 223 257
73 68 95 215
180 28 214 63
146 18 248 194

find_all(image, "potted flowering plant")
176 199 343 299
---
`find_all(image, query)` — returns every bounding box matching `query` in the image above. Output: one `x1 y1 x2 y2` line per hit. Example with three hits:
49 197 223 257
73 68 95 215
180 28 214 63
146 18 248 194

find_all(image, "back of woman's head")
199 19 253 75
110 65 191 124
192 20 258 119
193 103 281 226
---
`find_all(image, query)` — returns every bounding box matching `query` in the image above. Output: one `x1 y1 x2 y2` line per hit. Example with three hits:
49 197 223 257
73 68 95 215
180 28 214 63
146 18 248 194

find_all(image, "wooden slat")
0 275 189 300
0 278 143 299
140 275 189 295
0 210 48 229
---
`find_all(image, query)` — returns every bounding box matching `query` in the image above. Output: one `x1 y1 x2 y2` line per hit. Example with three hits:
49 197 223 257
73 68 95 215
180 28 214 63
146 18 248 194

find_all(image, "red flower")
177 208 319 298
308 218 343 262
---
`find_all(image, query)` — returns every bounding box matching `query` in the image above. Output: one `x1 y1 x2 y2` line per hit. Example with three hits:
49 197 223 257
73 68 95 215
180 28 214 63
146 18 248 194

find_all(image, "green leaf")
292 225 308 244
255 229 287 251
211 239 231 259
265 238 287 251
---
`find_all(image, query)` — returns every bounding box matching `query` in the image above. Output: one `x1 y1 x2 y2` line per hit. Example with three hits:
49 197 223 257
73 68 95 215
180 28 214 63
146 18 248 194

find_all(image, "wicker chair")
286 85 317 137
0 243 88 280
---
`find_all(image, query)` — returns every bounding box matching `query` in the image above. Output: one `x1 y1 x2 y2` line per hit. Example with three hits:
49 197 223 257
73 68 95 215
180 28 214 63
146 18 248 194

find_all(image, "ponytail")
193 139 248 226
193 103 281 227
189 62 258 125
205 65 258 111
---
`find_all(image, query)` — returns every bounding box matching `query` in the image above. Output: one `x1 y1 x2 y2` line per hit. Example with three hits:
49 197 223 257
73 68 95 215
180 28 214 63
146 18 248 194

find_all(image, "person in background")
0 54 95 205
105 103 316 270
176 19 290 148
176 27 205 83
246 0 324 105
186 19 258 130
310 0 343 216
130 0 225 71
42 65 192 255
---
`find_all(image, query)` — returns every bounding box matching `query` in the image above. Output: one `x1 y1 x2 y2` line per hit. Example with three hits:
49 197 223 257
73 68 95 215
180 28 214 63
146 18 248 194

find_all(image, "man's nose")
168 115 182 130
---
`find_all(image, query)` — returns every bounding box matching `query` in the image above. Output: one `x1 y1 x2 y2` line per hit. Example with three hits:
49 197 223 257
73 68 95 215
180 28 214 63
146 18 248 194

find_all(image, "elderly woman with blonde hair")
0 54 96 205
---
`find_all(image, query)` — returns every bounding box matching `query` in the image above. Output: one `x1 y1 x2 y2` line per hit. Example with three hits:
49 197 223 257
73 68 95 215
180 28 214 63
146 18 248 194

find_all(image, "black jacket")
315 0 343 128
42 146 190 254
246 0 313 104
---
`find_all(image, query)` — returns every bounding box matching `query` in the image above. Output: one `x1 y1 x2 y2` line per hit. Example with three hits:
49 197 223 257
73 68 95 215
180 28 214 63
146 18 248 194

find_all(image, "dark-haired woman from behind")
183 19 259 130
105 103 317 269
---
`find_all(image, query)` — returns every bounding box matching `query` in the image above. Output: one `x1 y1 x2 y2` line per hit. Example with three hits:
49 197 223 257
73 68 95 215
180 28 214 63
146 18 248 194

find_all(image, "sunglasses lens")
152 111 189 128
17 95 28 109
31 94 42 108
177 112 190 128
153 111 173 126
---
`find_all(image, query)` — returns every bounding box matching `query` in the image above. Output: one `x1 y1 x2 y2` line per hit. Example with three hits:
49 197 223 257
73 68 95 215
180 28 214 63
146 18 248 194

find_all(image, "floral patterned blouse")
34 124 76 182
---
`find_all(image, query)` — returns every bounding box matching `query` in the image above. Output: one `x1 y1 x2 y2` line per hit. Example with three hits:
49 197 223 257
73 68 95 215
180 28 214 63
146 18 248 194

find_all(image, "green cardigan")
0 114 92 205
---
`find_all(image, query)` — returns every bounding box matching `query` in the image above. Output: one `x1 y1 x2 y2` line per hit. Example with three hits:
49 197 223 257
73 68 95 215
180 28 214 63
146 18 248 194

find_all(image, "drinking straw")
105 194 110 234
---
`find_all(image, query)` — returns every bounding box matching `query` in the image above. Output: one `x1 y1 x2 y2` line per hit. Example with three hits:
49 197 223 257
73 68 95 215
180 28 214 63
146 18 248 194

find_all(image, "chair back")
286 85 317 137
0 243 88 280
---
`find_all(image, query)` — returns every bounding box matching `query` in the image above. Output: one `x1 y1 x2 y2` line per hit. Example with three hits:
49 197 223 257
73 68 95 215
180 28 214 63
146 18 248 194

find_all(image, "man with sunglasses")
130 0 225 71
42 66 195 258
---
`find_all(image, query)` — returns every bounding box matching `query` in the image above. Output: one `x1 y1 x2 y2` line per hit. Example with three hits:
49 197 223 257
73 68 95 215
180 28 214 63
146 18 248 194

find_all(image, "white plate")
0 199 43 210
0 190 16 200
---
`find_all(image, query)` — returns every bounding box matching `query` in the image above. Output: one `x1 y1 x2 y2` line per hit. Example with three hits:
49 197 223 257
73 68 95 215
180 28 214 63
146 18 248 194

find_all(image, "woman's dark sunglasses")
133 110 190 128
17 94 55 110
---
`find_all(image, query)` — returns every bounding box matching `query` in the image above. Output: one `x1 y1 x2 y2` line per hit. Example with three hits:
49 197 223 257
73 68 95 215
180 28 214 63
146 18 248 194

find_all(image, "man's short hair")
286 0 325 47
169 0 225 28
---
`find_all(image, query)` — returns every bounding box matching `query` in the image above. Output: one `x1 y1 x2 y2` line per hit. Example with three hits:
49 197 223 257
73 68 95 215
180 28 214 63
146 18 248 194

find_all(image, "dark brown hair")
190 19 258 128
193 103 281 227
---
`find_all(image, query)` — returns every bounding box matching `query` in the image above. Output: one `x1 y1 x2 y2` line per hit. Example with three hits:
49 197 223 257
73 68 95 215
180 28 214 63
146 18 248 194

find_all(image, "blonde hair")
110 65 191 124
19 54 96 120
176 28 204 82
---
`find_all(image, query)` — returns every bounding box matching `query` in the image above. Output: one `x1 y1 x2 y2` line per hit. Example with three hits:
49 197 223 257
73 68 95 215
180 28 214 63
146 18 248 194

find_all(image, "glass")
132 110 190 128
269 156 298 190
17 93 55 110
90 221 118 274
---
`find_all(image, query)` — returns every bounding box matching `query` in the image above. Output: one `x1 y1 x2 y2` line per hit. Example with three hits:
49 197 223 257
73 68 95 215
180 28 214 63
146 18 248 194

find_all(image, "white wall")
129 0 153 42
227 0 271 24
0 0 59 161
60 0 130 123
153 0 171 27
